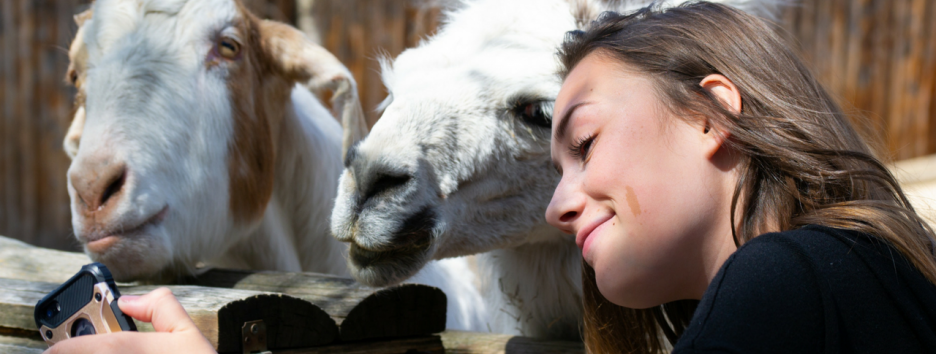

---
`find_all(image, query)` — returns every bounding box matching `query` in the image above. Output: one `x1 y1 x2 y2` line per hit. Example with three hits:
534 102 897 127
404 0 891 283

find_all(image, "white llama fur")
331 0 784 338
65 0 483 331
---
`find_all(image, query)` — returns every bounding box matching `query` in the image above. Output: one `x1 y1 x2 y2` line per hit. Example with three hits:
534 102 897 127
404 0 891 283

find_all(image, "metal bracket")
242 320 272 354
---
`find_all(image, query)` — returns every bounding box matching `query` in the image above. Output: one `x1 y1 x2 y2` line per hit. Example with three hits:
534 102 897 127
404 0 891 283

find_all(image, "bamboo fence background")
1 0 935 249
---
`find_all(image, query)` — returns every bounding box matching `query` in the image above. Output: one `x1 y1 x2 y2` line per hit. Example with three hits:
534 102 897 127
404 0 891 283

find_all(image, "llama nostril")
559 211 577 223
363 173 412 203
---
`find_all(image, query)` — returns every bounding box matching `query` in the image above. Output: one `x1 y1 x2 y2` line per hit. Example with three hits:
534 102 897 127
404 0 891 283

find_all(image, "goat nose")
69 157 128 212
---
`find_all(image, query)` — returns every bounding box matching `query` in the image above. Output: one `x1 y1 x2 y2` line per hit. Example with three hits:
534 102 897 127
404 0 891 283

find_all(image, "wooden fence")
779 0 936 160
2 0 936 249
0 235 585 353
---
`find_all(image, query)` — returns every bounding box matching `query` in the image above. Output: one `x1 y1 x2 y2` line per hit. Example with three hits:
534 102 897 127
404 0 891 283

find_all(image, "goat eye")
66 68 79 86
514 100 553 128
218 37 240 59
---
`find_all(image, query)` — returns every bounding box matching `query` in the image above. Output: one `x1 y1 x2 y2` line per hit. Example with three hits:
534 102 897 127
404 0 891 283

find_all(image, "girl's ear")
698 74 741 159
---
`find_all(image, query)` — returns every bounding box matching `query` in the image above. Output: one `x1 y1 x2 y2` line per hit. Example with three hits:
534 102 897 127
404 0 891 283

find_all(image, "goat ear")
64 106 85 159
74 8 93 26
258 20 368 161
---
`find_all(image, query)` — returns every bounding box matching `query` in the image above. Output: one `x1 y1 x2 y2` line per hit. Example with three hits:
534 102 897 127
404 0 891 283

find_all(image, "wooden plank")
902 178 936 227
274 335 443 354
0 235 91 283
864 0 893 152
182 268 447 342
439 330 584 354
311 0 442 127
3 0 21 244
0 0 8 235
0 239 447 344
0 344 42 354
0 277 339 350
892 153 936 185
0 333 454 354
928 0 936 155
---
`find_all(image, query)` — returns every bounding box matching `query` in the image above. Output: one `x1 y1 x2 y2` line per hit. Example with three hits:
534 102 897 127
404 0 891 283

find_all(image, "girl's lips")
576 214 614 256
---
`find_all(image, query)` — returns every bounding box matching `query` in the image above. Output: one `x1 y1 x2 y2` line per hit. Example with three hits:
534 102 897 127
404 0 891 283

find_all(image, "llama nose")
346 146 413 205
362 173 411 204
69 157 128 213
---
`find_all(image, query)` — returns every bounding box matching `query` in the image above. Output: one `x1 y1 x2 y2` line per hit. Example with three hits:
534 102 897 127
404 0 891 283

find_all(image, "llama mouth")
349 239 431 269
349 206 435 269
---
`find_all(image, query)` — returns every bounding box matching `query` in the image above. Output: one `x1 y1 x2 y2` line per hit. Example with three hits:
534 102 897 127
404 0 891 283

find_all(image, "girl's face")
546 53 741 308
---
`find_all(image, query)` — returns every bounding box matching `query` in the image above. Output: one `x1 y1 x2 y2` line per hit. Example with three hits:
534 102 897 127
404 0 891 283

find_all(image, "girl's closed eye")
569 134 596 162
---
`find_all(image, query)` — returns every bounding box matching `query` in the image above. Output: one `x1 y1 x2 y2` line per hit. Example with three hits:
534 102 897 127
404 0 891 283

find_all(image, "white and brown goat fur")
63 0 485 331
331 0 784 338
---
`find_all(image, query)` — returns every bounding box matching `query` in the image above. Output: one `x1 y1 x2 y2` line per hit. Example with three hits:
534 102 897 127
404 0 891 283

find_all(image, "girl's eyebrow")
553 101 590 142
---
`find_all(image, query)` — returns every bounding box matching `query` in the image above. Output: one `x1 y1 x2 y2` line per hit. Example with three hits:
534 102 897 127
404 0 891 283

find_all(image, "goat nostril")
363 173 412 202
99 169 126 208
559 211 577 223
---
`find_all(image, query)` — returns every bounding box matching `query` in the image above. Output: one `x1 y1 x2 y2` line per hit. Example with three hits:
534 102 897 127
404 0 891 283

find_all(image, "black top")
673 225 936 353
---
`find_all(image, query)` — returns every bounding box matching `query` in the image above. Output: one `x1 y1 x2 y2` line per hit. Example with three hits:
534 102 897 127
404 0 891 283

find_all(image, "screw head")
251 323 259 334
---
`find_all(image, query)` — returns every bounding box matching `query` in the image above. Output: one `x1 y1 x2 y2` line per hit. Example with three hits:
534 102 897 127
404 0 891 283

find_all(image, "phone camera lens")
71 318 96 337
95 293 102 302
45 301 60 319
45 330 52 339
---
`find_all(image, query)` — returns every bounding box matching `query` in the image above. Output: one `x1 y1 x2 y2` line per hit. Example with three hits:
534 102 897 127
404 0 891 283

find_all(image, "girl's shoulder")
674 225 936 353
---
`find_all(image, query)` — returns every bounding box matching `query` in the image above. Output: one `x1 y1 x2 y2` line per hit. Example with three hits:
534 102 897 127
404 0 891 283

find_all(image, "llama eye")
513 100 553 128
218 37 241 59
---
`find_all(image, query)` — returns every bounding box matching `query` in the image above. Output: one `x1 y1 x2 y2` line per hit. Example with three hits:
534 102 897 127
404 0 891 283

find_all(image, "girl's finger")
43 331 216 354
117 287 200 334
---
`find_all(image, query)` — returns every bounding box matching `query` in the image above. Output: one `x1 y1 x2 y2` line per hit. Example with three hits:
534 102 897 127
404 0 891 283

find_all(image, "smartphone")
34 262 137 346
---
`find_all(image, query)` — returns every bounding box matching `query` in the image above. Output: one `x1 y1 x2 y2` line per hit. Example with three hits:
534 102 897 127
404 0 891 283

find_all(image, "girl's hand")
44 287 216 354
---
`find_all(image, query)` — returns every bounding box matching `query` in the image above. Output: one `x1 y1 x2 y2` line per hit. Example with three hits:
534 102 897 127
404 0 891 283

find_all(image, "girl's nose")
545 177 585 235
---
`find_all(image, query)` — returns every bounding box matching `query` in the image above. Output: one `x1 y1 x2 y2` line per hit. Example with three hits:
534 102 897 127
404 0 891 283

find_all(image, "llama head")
331 0 783 287
64 0 358 281
331 0 592 287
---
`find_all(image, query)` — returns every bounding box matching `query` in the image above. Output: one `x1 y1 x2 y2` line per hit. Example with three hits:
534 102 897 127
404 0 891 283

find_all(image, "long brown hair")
557 2 936 353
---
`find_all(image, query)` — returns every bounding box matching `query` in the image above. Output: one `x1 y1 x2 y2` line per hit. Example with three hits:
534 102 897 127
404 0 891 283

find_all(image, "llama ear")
566 0 603 29
259 20 367 161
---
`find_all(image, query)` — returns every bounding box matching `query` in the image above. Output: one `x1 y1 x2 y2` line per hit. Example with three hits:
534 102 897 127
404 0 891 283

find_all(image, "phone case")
34 262 137 346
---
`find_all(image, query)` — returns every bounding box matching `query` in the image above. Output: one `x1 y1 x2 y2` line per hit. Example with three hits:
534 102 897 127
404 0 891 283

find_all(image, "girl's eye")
569 134 595 161
218 37 241 59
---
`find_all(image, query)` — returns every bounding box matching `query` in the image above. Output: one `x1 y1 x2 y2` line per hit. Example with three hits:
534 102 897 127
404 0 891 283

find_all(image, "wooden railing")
0 236 584 353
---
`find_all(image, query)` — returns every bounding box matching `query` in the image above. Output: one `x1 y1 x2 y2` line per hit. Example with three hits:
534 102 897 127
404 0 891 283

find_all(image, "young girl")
546 2 936 353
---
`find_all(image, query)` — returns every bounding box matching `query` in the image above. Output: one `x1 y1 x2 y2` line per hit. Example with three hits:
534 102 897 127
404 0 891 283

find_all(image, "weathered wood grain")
0 235 91 283
182 268 447 342
0 277 338 350
0 344 42 354
0 240 447 345
439 330 584 354
275 335 444 354
310 0 441 127
0 330 50 352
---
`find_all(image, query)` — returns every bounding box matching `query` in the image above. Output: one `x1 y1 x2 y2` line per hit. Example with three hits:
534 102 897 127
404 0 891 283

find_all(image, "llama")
331 0 783 338
63 0 484 331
